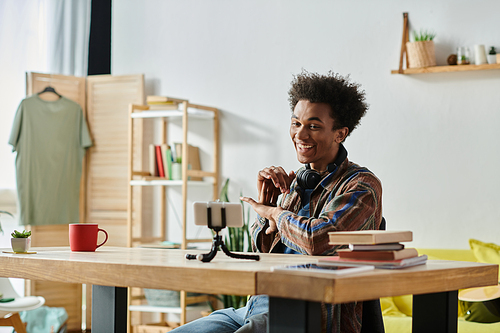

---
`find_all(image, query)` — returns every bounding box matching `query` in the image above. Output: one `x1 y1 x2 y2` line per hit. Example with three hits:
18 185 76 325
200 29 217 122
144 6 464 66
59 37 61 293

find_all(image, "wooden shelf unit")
127 98 220 327
127 100 219 249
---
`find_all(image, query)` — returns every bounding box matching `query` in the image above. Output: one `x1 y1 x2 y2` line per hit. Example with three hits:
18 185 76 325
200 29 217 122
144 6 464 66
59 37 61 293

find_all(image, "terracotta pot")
406 41 436 68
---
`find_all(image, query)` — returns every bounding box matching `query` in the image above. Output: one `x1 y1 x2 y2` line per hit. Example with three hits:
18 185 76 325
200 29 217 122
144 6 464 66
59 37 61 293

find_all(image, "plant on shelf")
412 29 436 41
406 29 437 68
0 210 14 234
11 229 32 253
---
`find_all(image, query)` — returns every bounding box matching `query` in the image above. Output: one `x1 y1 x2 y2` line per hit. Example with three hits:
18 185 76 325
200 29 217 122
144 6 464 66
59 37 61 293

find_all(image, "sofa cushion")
417 248 477 262
469 239 500 279
392 295 413 317
380 297 407 317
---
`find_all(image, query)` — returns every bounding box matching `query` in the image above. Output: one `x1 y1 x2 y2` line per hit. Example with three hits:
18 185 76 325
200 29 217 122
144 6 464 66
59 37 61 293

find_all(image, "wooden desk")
0 247 497 333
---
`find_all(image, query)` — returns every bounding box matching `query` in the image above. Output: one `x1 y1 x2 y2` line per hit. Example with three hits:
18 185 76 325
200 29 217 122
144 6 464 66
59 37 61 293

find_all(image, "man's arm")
276 174 382 255
246 170 382 255
246 166 295 251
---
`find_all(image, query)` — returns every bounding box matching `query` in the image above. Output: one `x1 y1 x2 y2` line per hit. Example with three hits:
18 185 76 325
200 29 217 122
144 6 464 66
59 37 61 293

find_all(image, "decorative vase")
457 47 471 65
474 45 488 65
11 238 31 253
406 41 436 68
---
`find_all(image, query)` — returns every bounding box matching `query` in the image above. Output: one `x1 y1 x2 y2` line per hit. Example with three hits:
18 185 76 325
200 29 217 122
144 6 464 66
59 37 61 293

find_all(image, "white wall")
112 0 500 249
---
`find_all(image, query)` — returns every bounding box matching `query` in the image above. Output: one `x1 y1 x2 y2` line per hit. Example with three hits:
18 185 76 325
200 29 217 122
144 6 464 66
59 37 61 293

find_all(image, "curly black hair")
288 70 368 138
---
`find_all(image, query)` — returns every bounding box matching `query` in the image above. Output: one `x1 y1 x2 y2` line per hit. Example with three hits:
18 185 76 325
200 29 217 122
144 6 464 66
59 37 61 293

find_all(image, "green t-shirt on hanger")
8 95 92 226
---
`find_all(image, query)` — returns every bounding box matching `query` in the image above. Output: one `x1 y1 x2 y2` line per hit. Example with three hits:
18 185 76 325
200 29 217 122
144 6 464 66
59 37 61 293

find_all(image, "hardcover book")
349 243 404 251
328 230 413 245
149 144 157 177
155 145 165 178
146 95 186 104
337 248 418 261
162 144 172 180
319 254 428 269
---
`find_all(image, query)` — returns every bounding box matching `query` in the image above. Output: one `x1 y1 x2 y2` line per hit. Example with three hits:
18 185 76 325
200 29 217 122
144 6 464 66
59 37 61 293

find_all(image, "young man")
172 71 383 333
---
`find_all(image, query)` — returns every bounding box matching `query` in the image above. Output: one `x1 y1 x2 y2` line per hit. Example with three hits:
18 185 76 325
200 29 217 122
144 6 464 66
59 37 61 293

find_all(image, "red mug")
69 223 108 252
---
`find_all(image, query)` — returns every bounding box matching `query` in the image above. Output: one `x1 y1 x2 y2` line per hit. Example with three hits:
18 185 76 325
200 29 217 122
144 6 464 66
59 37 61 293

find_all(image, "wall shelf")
130 179 214 186
391 63 500 75
392 12 500 75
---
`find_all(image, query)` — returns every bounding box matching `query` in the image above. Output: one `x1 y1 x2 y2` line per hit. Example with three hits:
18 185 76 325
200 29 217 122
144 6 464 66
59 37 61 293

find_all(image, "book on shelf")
328 230 413 245
147 144 175 179
174 142 202 181
337 247 418 261
319 254 428 269
349 243 404 251
146 95 187 104
162 144 172 180
155 145 165 178
149 144 157 177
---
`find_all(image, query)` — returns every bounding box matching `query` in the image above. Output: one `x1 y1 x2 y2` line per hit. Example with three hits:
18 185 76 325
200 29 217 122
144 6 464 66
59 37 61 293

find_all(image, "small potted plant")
406 29 437 68
11 229 32 253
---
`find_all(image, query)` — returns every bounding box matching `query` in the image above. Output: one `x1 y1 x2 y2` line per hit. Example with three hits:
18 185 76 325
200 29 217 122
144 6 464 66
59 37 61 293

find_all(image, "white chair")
0 278 45 333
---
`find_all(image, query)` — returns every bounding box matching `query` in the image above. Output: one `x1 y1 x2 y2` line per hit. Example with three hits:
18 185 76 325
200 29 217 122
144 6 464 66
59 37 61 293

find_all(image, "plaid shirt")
250 158 383 332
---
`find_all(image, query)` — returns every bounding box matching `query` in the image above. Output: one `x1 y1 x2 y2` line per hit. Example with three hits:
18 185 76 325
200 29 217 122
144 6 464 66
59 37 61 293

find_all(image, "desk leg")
412 290 458 333
268 297 321 333
92 285 128 333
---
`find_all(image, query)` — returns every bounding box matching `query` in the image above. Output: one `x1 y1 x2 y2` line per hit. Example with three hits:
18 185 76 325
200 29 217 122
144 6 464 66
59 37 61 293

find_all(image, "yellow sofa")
381 248 500 333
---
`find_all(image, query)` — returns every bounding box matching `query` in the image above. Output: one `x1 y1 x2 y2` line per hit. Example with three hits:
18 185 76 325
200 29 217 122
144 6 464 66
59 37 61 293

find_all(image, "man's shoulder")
342 161 382 186
345 161 376 174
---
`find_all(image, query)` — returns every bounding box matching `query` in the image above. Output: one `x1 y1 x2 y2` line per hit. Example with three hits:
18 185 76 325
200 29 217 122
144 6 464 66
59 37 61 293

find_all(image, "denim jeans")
170 295 269 333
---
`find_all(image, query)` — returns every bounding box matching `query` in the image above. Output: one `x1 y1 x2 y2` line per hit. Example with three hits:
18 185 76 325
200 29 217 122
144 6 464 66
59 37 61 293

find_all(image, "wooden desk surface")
0 246 497 304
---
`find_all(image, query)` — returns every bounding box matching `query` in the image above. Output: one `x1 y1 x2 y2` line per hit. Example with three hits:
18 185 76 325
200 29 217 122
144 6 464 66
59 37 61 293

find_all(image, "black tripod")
186 205 260 263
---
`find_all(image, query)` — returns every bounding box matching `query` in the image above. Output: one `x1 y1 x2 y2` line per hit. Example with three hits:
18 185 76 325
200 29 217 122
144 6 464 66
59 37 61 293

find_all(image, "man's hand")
257 166 295 205
240 196 283 234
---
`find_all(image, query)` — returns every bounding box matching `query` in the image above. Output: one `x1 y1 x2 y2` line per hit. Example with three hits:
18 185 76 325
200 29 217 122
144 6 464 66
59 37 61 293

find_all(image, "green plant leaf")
413 29 436 42
0 211 14 218
220 178 230 202
11 229 31 238
0 211 15 235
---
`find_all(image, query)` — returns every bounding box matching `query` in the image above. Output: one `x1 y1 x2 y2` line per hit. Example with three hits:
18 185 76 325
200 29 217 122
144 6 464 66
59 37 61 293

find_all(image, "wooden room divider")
25 72 145 331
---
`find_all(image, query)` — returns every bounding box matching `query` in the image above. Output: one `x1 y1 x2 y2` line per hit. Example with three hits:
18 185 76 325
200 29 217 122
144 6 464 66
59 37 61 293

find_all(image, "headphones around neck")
296 144 348 190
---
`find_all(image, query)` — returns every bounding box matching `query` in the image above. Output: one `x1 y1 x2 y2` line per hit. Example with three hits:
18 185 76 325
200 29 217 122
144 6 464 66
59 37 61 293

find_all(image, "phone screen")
193 201 243 227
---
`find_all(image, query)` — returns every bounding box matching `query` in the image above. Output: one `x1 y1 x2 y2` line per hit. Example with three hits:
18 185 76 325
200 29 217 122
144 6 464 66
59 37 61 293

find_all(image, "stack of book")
146 95 187 105
147 143 202 181
320 230 427 269
148 144 174 179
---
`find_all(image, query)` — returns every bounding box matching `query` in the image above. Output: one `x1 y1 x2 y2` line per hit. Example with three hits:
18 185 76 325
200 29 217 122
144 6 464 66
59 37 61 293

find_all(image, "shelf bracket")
398 12 410 73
